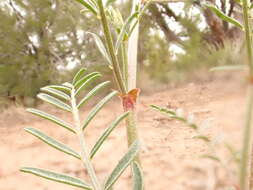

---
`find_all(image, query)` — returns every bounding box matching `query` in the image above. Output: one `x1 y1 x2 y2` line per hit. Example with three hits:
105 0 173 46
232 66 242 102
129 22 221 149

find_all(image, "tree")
0 0 100 99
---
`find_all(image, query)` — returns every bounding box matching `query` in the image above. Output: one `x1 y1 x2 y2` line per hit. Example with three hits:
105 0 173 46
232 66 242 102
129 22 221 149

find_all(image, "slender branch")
121 41 128 89
240 86 253 190
70 89 102 190
97 0 126 93
242 0 253 74
240 1 253 190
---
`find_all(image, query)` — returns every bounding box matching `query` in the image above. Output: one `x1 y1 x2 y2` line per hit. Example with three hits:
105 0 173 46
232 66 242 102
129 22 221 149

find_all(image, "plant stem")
250 147 253 189
121 41 129 90
126 110 140 163
240 86 253 190
97 0 141 163
70 90 102 190
242 0 253 74
98 0 142 177
97 0 126 94
127 1 139 91
126 0 141 164
240 1 253 190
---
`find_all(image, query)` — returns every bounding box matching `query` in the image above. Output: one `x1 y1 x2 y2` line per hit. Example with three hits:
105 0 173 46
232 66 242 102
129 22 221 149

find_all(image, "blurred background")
0 0 245 108
0 1 248 190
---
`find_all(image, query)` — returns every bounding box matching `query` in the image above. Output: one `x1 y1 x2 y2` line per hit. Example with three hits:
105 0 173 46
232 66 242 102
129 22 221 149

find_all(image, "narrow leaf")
73 68 86 85
77 81 110 109
27 108 75 133
192 135 210 142
46 85 71 94
90 111 129 159
210 65 246 72
225 143 241 163
150 105 176 116
128 1 151 38
88 32 111 65
104 140 140 190
76 74 102 96
115 12 139 54
41 87 70 101
201 154 221 162
74 0 97 15
132 162 143 190
20 167 92 189
37 93 72 112
25 128 80 159
205 4 243 30
82 91 117 130
75 72 100 89
62 82 73 88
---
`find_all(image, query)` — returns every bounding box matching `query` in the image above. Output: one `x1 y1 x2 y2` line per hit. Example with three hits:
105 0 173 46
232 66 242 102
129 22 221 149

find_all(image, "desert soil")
0 73 248 190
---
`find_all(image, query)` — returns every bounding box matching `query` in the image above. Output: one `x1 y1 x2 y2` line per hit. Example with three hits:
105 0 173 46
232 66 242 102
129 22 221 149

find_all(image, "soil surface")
0 73 247 190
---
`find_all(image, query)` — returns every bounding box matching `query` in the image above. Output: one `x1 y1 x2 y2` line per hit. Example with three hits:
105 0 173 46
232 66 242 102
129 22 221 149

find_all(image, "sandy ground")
0 73 248 190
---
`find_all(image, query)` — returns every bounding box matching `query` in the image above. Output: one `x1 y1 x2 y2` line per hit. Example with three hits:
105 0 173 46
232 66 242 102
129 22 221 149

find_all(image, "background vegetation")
0 0 244 104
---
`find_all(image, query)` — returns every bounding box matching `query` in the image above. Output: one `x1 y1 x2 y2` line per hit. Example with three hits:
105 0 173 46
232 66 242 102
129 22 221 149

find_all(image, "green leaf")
74 0 97 16
25 128 80 159
41 87 70 101
192 135 210 142
87 32 111 65
75 72 100 88
77 81 110 109
75 73 102 96
132 162 143 190
37 93 72 112
45 85 71 94
150 105 176 116
250 2 253 9
225 143 241 163
20 167 92 189
27 108 75 133
128 1 151 38
73 68 87 85
82 91 117 130
205 4 243 30
104 140 140 190
90 111 129 159
151 105 198 130
115 11 139 54
201 154 221 162
210 65 246 72
62 82 74 88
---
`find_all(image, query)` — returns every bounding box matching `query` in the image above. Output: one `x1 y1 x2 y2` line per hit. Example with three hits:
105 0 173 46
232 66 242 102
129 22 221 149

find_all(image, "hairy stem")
126 110 140 163
71 90 102 190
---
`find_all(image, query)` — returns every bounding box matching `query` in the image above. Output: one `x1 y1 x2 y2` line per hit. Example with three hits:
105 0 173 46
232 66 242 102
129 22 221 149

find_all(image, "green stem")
126 110 140 163
97 0 126 93
240 86 253 190
240 1 253 190
71 90 102 190
242 0 253 74
121 41 128 90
